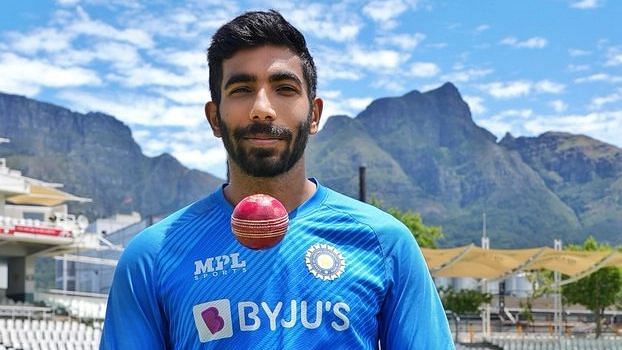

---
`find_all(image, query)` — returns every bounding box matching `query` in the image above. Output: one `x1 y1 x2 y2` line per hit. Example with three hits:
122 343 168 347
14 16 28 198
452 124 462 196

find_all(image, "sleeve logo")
305 243 346 281
193 299 234 342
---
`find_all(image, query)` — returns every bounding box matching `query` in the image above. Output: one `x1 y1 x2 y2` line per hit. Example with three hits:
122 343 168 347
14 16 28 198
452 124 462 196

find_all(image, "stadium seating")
0 317 101 350
485 334 622 350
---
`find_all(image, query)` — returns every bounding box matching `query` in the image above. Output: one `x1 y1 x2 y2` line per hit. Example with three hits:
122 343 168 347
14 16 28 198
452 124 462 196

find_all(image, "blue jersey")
101 180 454 349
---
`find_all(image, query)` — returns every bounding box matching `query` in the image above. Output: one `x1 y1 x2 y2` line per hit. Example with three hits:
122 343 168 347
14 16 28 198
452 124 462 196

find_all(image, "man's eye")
277 85 298 94
230 87 251 95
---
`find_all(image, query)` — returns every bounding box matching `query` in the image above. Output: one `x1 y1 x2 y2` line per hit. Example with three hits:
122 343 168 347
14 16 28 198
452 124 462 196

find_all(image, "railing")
0 304 53 319
0 215 77 238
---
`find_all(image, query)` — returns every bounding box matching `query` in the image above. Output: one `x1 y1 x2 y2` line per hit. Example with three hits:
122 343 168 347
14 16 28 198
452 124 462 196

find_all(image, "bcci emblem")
305 243 346 281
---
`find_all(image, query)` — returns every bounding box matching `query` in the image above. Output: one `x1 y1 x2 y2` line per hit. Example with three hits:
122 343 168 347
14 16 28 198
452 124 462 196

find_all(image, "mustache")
233 123 293 141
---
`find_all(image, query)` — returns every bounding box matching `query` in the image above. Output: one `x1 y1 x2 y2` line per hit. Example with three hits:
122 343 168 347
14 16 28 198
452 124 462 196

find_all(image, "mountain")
1 86 620 248
0 92 222 220
307 83 619 247
499 132 622 243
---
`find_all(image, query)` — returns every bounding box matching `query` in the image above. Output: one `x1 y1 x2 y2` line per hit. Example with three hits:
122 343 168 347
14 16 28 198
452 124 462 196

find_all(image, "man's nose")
249 89 275 121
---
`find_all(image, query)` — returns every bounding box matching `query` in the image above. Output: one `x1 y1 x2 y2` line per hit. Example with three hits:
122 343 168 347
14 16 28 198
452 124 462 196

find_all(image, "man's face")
207 46 321 178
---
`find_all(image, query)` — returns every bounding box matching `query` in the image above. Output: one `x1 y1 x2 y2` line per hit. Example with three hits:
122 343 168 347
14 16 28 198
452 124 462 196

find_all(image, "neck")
224 157 316 212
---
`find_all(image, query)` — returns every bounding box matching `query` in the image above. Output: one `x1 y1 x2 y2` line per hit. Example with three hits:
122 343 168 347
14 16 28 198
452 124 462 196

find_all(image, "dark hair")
207 10 317 106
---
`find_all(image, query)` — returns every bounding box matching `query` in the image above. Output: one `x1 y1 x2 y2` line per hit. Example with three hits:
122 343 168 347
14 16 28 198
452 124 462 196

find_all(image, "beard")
219 110 311 178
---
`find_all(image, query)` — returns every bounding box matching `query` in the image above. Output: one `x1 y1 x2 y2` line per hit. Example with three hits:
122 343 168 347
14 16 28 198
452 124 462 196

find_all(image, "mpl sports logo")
193 252 247 281
192 299 351 343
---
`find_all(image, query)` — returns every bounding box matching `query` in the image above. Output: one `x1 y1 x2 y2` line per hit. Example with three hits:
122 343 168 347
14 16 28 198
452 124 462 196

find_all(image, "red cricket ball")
231 194 289 250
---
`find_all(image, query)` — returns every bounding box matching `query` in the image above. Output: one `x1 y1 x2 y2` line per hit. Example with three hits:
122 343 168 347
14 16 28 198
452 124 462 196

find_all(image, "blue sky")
1 0 621 179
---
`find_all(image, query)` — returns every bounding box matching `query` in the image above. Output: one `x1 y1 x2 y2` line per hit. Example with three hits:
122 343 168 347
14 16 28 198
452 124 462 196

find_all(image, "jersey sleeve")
100 229 167 350
378 223 455 349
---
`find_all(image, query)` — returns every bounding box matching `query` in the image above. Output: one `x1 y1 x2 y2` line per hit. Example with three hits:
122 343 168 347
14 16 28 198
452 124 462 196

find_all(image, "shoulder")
321 187 413 245
120 191 221 267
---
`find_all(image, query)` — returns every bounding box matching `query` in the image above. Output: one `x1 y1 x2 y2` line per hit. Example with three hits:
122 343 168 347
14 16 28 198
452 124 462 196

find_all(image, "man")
101 10 454 349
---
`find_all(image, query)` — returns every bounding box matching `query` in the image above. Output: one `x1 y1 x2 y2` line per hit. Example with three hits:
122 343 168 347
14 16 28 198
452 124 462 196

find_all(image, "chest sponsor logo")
193 299 234 342
193 299 350 343
193 252 247 281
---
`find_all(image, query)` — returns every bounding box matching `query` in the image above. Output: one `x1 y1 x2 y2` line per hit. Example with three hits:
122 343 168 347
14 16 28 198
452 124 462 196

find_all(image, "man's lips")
243 135 283 145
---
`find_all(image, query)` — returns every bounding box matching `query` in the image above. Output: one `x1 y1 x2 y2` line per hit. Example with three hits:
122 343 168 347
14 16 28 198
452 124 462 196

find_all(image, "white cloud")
590 89 622 110
345 97 374 112
319 92 374 128
605 48 622 66
477 118 512 138
534 80 565 94
118 4 236 40
160 50 206 70
575 73 622 83
67 7 154 49
463 95 486 115
376 33 426 50
108 64 196 87
318 65 362 81
157 85 210 104
56 90 204 127
283 3 362 42
570 0 601 9
567 64 590 72
314 46 363 82
568 48 591 57
409 62 440 77
523 111 622 148
7 28 73 54
442 68 493 83
480 81 531 99
494 109 534 119
93 41 142 69
133 127 227 176
479 109 622 148
447 23 461 31
349 47 407 70
480 80 565 99
173 146 227 175
0 77 41 97
320 90 342 99
0 53 101 95
56 0 80 6
476 25 490 32
363 0 410 29
477 109 534 139
372 78 406 92
500 36 548 49
550 100 568 113
161 105 206 125
428 43 448 49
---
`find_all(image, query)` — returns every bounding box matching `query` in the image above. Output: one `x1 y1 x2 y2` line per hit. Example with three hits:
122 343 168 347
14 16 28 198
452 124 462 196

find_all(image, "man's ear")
205 102 222 137
309 97 323 135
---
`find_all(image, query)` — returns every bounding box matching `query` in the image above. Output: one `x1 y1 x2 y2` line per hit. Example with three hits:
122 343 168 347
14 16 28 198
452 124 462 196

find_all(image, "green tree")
439 286 492 342
519 270 554 329
439 286 492 315
562 236 622 338
370 197 442 248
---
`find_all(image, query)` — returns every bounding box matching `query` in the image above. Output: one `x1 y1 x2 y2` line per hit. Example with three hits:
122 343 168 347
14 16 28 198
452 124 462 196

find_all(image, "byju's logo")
193 252 247 281
192 299 234 342
193 299 350 342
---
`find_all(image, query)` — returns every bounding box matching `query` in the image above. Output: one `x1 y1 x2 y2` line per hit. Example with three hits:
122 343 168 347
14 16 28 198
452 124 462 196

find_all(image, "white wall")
0 259 7 289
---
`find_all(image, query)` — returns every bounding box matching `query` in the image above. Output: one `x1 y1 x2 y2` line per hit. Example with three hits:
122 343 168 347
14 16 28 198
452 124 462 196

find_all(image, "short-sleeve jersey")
101 180 454 349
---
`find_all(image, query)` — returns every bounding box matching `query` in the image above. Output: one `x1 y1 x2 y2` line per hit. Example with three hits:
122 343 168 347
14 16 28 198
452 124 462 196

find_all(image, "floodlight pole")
359 165 366 203
554 239 564 347
481 212 491 340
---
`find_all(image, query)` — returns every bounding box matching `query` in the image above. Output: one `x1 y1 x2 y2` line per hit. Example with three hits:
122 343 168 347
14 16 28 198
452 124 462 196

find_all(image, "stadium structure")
0 138 111 350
